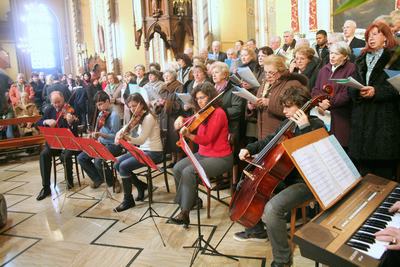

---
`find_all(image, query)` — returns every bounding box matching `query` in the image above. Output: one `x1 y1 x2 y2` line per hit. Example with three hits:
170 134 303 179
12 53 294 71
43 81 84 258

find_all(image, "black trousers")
39 145 78 188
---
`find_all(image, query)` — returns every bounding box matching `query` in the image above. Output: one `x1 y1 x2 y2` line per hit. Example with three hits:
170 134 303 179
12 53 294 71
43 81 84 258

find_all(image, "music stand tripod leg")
119 167 166 247
56 156 70 214
90 160 123 220
183 185 238 266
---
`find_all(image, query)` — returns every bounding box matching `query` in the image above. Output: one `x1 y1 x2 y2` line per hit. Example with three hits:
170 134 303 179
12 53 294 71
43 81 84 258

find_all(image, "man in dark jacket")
315 30 329 67
36 91 79 200
343 20 366 50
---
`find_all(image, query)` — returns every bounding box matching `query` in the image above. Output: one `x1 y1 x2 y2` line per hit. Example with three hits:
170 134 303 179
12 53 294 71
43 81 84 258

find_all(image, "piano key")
367 218 387 226
360 226 380 234
354 232 376 242
372 214 392 221
385 198 397 203
351 240 389 259
352 234 375 244
347 240 370 251
365 220 386 229
375 208 392 215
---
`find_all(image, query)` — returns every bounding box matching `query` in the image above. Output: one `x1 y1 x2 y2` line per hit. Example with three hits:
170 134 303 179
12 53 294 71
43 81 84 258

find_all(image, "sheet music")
292 135 361 208
232 87 258 103
237 67 260 87
176 93 192 106
330 77 364 89
180 136 211 189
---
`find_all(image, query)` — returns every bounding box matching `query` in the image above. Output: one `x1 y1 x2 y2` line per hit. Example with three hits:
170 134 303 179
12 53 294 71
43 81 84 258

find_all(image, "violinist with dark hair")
36 91 79 201
77 91 122 191
169 82 233 227
234 87 325 267
113 93 163 212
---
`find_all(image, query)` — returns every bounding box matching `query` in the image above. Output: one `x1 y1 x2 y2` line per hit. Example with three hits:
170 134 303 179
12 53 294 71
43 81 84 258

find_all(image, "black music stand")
76 137 123 217
178 135 238 266
118 139 167 246
38 127 93 213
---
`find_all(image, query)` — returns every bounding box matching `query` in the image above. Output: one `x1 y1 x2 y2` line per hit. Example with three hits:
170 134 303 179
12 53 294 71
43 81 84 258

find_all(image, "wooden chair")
204 133 236 218
205 175 232 218
289 198 316 251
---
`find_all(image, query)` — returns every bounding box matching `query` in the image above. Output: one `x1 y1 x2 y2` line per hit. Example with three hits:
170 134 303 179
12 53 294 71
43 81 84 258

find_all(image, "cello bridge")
243 170 255 181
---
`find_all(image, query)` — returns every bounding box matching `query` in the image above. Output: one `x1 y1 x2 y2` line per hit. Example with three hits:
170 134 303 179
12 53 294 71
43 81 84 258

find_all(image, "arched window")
20 3 61 73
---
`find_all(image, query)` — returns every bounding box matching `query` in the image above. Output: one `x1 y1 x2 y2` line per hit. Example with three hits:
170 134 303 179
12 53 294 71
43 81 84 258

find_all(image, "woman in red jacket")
170 82 233 227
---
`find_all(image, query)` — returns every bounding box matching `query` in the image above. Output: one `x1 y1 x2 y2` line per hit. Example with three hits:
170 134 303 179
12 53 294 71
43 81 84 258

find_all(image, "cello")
229 88 333 228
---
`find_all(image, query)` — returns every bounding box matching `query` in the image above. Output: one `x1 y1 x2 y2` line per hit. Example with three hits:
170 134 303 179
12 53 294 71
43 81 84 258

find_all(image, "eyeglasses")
265 71 278 76
195 96 207 101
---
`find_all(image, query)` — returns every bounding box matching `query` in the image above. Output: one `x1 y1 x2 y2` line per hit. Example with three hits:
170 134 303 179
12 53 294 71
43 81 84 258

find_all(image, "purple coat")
312 60 356 147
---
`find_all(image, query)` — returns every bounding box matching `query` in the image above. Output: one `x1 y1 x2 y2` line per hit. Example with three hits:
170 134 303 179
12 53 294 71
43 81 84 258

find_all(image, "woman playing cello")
170 82 233 227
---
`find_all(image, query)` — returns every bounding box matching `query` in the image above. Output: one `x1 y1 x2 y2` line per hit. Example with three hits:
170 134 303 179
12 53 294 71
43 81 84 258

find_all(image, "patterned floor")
0 155 314 267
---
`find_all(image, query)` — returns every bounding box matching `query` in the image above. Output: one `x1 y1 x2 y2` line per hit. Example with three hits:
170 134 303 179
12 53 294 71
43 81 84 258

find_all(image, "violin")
118 104 145 142
229 88 334 228
95 111 110 132
176 89 226 147
55 103 76 126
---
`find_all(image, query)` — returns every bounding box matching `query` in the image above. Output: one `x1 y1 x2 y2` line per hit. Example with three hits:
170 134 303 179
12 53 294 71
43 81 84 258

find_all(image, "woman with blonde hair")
104 72 124 120
291 46 320 88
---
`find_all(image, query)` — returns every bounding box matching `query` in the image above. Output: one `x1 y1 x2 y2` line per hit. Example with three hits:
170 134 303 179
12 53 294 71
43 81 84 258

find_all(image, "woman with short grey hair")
311 41 356 149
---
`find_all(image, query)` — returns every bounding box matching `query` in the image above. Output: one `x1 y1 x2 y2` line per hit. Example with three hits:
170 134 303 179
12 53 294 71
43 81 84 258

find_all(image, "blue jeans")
115 151 163 199
77 143 122 186
261 183 313 264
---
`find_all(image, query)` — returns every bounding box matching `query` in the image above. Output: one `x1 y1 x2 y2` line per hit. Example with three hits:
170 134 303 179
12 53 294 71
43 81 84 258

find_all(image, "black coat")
315 44 329 67
349 37 366 50
349 48 400 160
37 105 79 136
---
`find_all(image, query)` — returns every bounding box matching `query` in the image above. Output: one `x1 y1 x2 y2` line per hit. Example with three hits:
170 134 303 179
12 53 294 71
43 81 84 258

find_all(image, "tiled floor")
0 155 315 266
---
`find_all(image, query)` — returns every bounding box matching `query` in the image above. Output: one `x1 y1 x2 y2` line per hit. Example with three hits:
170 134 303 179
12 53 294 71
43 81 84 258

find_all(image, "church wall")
79 0 146 74
274 0 291 38
80 0 95 57
116 0 146 73
218 0 248 51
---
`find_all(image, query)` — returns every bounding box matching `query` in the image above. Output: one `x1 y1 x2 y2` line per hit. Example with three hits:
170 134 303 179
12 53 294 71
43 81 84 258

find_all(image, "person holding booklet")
348 22 400 180
311 41 356 150
113 93 163 212
237 87 325 267
170 82 233 227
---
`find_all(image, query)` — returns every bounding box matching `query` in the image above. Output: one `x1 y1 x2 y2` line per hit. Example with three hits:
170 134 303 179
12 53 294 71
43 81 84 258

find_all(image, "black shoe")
135 182 148 201
36 187 51 201
114 199 136 212
168 212 190 228
233 230 268 242
166 162 175 169
67 181 74 189
191 198 203 210
212 178 230 190
271 261 291 267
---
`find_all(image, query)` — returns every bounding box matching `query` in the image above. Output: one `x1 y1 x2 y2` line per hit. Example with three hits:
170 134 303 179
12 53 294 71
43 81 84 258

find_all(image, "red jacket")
194 107 232 157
